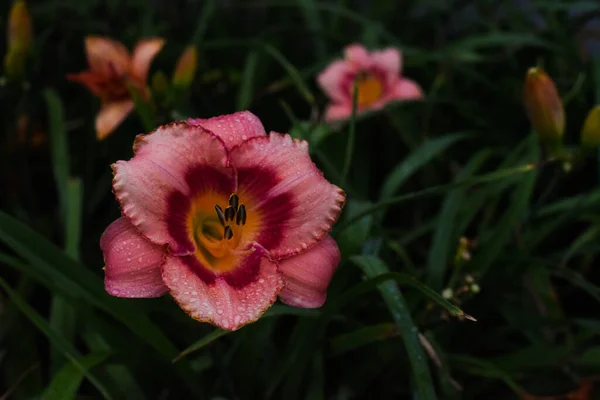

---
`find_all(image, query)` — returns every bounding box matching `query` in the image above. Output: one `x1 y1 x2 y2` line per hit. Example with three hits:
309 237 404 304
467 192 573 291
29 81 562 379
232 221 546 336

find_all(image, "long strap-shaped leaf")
351 255 437 399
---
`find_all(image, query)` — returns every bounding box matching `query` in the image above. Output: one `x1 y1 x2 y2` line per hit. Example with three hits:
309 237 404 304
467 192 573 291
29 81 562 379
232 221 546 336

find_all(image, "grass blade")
0 211 179 359
350 256 436 399
337 162 538 233
0 278 113 400
43 351 111 400
380 133 471 200
330 323 396 356
427 149 491 290
237 50 260 110
44 89 70 218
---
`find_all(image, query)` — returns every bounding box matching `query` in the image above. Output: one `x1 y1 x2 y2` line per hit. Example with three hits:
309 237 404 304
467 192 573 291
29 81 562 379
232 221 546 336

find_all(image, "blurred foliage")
2 0 600 399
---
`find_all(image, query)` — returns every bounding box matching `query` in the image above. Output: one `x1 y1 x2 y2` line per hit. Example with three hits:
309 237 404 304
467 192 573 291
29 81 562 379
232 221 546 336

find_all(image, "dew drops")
138 257 143 263
217 309 224 315
127 258 131 262
234 315 241 325
259 278 265 284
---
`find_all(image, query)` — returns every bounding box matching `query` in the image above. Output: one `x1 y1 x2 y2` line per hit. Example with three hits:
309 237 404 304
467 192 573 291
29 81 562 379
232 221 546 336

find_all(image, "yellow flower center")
187 192 259 273
353 72 383 107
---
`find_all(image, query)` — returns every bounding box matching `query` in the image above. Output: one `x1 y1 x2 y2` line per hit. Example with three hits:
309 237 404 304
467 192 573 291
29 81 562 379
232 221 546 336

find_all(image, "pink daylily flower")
67 36 165 140
317 44 423 122
100 111 346 331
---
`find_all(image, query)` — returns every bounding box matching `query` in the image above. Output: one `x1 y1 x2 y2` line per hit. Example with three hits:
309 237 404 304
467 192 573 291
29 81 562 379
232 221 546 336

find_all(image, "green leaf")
427 149 491 290
297 0 326 59
192 0 217 46
450 355 521 392
380 133 471 200
43 352 111 400
237 50 260 109
336 162 537 233
64 178 83 260
0 278 113 400
337 199 374 256
350 256 436 399
44 89 70 219
174 305 320 362
332 271 473 320
128 83 156 132
330 323 396 356
0 211 179 359
468 136 539 276
552 268 600 304
173 329 229 362
576 347 600 366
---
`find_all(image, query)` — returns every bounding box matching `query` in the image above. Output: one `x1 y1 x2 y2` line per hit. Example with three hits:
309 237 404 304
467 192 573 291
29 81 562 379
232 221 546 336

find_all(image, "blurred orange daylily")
67 36 165 140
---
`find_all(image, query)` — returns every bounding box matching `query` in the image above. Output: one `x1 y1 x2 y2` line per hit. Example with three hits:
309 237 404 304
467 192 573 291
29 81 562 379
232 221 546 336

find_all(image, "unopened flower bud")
172 45 198 90
580 105 600 151
523 68 565 149
4 0 33 79
151 70 169 96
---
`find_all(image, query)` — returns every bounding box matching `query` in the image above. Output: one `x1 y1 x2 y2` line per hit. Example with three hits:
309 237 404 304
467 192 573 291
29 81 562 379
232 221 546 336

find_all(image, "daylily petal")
112 123 233 254
324 103 353 122
371 48 401 76
162 245 284 331
278 235 340 308
344 43 371 69
187 111 266 150
131 38 165 82
317 60 355 103
66 71 109 98
388 78 424 101
100 217 168 298
96 100 134 140
231 133 346 259
85 36 131 77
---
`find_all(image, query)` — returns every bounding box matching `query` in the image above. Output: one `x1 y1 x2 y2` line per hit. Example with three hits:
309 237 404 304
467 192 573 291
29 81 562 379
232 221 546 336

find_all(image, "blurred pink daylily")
67 36 165 140
318 44 423 122
100 111 346 331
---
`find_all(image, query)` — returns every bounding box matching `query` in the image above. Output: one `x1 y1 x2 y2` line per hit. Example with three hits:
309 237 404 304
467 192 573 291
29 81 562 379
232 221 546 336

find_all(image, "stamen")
215 205 226 226
229 193 239 210
236 204 247 226
224 206 235 221
223 225 233 240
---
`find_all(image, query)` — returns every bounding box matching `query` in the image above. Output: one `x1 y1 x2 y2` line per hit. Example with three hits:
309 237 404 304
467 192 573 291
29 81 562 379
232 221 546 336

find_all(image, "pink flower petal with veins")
161 244 283 331
187 111 266 150
112 122 233 254
278 235 340 308
230 132 346 259
101 217 168 298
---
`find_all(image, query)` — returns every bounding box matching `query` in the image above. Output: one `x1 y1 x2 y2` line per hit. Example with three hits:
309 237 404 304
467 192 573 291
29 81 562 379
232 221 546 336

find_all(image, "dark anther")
215 205 226 226
223 225 233 240
224 206 236 222
229 193 239 210
236 204 247 225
